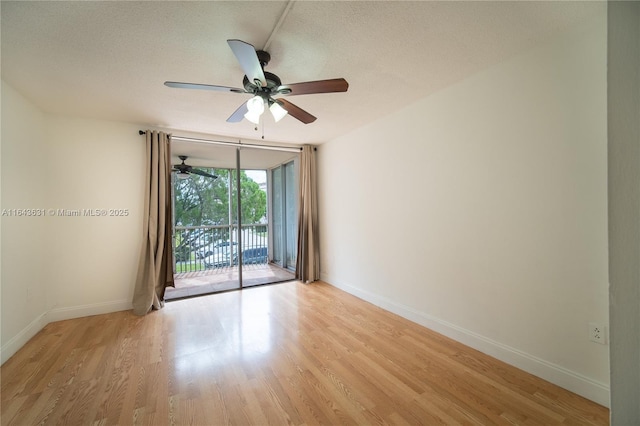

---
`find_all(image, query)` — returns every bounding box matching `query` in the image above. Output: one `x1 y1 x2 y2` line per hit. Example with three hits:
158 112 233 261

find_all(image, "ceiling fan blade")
278 78 349 96
190 169 218 179
227 39 267 87
277 99 317 124
165 81 246 93
227 101 249 123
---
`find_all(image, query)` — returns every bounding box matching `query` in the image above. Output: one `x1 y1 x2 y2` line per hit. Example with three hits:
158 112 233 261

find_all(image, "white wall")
608 2 640 423
318 16 609 405
1 80 145 363
1 81 50 362
44 116 145 319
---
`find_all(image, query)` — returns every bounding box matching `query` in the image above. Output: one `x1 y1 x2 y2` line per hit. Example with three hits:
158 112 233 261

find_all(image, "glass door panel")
271 167 283 266
270 159 298 271
166 143 240 299
284 161 297 270
240 148 295 287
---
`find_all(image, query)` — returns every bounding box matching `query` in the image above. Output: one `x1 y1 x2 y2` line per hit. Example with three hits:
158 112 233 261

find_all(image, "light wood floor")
1 281 608 425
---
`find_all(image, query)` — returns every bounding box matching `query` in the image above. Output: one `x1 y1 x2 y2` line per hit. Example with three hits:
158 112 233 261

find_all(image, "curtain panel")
132 130 174 315
296 145 320 283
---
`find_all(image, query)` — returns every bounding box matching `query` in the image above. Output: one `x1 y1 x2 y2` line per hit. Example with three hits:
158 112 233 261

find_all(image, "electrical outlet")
589 322 607 345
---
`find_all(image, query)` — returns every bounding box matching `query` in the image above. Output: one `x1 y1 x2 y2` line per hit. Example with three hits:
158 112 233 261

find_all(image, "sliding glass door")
166 141 298 300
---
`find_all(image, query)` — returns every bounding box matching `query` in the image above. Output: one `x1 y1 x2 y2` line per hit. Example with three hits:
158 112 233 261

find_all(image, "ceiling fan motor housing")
243 71 282 94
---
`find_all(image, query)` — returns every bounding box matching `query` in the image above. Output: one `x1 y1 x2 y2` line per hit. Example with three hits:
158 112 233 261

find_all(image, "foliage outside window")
173 168 266 262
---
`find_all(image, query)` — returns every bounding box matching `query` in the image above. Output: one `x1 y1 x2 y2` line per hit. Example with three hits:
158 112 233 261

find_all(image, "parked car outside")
239 247 268 265
199 240 237 259
204 246 267 268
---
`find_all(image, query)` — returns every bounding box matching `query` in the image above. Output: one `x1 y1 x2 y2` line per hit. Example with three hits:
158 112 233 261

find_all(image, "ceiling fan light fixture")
245 95 265 124
246 95 264 113
177 171 190 180
244 110 262 124
270 101 288 122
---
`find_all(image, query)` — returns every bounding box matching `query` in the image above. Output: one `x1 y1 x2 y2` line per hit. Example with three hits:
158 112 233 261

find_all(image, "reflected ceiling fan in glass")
172 156 218 180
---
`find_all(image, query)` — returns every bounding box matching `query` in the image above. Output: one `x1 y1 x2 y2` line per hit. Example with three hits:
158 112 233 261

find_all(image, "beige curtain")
296 145 320 283
132 130 174 315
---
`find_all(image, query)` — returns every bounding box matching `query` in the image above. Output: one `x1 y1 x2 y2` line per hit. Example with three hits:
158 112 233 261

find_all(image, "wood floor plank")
275 368 334 425
1 281 609 425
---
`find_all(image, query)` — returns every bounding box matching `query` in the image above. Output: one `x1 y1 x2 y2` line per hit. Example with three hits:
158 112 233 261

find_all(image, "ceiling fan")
173 155 218 180
165 39 349 124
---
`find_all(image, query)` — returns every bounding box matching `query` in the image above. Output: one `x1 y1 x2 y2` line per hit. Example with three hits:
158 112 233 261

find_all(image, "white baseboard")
47 299 132 323
1 300 132 365
321 273 610 408
1 311 48 364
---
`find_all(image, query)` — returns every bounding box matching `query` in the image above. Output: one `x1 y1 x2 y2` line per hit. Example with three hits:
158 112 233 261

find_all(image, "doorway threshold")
165 263 295 301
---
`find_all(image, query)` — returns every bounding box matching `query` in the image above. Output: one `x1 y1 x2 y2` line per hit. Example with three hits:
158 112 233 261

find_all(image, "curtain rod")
138 130 305 153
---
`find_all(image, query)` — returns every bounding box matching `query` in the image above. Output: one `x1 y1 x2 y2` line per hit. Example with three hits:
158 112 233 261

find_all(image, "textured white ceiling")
1 1 603 150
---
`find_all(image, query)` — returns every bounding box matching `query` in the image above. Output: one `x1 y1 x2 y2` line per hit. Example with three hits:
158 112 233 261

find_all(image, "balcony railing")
174 223 268 274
